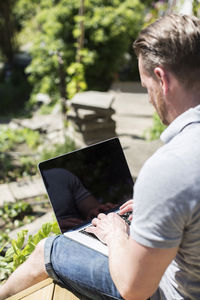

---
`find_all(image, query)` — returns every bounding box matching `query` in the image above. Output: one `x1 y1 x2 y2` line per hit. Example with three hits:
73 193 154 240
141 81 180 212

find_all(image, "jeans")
44 235 123 300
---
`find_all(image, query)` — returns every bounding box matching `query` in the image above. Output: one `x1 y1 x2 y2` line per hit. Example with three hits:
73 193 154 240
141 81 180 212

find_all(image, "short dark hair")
133 14 200 90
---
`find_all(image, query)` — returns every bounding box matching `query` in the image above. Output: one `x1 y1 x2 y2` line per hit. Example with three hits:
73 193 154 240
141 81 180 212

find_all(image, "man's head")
133 14 200 90
133 14 200 125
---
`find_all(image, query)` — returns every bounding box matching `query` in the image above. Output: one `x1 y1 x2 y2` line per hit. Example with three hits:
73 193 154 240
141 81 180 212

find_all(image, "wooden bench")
6 278 80 300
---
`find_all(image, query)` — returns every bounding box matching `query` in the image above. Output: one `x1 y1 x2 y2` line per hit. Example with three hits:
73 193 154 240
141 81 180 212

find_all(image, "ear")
154 67 169 95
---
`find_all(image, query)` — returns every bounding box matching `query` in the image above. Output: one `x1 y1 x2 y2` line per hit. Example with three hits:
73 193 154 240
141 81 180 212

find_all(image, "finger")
119 205 133 215
91 217 99 226
120 199 133 210
120 199 133 208
108 212 117 217
128 215 133 221
97 213 106 220
86 226 107 245
86 225 96 234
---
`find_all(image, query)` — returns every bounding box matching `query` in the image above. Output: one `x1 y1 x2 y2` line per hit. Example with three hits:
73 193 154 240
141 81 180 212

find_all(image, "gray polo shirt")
130 105 200 299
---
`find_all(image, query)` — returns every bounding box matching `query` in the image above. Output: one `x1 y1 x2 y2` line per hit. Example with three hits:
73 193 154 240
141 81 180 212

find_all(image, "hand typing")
86 212 129 245
119 199 133 222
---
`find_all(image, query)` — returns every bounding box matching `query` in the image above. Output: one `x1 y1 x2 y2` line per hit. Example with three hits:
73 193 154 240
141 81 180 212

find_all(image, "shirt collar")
161 105 200 143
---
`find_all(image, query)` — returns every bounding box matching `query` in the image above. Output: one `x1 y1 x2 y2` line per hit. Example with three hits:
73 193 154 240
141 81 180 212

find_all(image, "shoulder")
135 143 182 195
131 142 199 248
136 130 200 194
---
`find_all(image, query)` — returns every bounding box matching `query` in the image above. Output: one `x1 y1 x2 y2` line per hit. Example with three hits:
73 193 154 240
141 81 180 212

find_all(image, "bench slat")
6 278 80 300
53 285 80 299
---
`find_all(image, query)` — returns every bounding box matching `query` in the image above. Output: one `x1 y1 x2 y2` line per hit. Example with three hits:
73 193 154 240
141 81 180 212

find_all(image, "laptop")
38 137 134 256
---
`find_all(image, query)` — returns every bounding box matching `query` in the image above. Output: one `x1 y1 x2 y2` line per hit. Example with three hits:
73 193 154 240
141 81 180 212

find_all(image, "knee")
30 238 46 261
28 238 48 278
34 238 47 256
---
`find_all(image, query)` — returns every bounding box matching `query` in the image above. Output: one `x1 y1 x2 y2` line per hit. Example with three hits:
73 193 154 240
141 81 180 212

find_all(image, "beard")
154 89 169 126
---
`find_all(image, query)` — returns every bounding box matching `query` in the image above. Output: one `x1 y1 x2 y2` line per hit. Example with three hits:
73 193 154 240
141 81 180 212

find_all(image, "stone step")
0 177 46 207
8 211 54 241
0 184 15 204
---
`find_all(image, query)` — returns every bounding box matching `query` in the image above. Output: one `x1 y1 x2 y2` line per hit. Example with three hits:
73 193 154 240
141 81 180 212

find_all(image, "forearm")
107 233 156 300
107 232 132 298
86 212 148 299
107 234 143 300
107 231 177 300
87 212 176 300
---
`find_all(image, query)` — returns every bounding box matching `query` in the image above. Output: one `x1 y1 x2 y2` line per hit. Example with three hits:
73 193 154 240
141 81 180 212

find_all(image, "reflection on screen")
39 138 134 233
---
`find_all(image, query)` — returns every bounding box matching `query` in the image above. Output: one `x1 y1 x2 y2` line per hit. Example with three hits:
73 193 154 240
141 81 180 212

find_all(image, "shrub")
0 221 60 283
0 125 76 183
0 66 31 115
17 0 146 103
40 138 76 161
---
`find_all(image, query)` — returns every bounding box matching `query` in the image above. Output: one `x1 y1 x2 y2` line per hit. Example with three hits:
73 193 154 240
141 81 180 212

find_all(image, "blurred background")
0 0 199 284
1 0 198 115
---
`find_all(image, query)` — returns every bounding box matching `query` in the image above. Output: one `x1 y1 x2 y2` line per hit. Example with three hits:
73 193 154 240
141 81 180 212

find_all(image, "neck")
166 78 200 124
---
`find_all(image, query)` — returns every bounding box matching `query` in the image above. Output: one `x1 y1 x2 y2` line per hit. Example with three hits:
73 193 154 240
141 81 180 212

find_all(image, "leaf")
11 240 20 256
41 223 52 236
52 221 61 235
16 230 28 249
0 242 9 253
5 247 14 259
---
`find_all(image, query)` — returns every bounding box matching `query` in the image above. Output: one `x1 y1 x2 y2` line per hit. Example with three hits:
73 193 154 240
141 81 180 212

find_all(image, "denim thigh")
44 235 123 300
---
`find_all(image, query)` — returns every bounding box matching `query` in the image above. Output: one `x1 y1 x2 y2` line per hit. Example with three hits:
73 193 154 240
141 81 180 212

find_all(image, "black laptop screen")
39 138 134 233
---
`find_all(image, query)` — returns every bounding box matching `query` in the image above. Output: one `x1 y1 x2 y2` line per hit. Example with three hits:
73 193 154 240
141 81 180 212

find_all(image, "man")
1 13 200 300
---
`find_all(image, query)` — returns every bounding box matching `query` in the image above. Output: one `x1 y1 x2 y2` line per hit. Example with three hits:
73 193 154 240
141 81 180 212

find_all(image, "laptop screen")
39 137 134 233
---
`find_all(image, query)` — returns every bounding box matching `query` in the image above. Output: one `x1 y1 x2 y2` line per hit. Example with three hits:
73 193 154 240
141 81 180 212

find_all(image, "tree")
0 0 33 115
18 0 146 104
0 0 18 64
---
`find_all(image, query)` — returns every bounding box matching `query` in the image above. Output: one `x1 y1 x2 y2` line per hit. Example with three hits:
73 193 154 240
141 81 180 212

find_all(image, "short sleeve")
130 149 190 249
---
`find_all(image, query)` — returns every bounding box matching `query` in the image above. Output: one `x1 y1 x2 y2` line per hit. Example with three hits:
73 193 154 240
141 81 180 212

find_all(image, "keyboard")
118 211 131 225
80 211 132 241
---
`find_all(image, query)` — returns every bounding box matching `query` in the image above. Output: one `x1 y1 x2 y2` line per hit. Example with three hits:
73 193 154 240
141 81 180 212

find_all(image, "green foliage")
0 0 156 114
0 68 31 115
0 126 41 181
0 153 37 183
0 126 40 181
0 123 76 183
40 138 76 161
38 102 57 115
67 62 87 99
0 0 32 115
17 0 146 104
0 201 33 222
0 201 36 244
19 156 37 177
0 220 60 283
143 0 168 27
0 128 19 152
0 1 18 63
83 0 146 89
0 127 40 152
0 233 10 244
148 113 166 140
193 0 200 17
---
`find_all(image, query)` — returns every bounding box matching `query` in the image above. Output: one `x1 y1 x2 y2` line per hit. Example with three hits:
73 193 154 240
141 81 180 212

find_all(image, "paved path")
0 177 46 206
1 82 164 239
1 84 163 205
112 91 163 178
